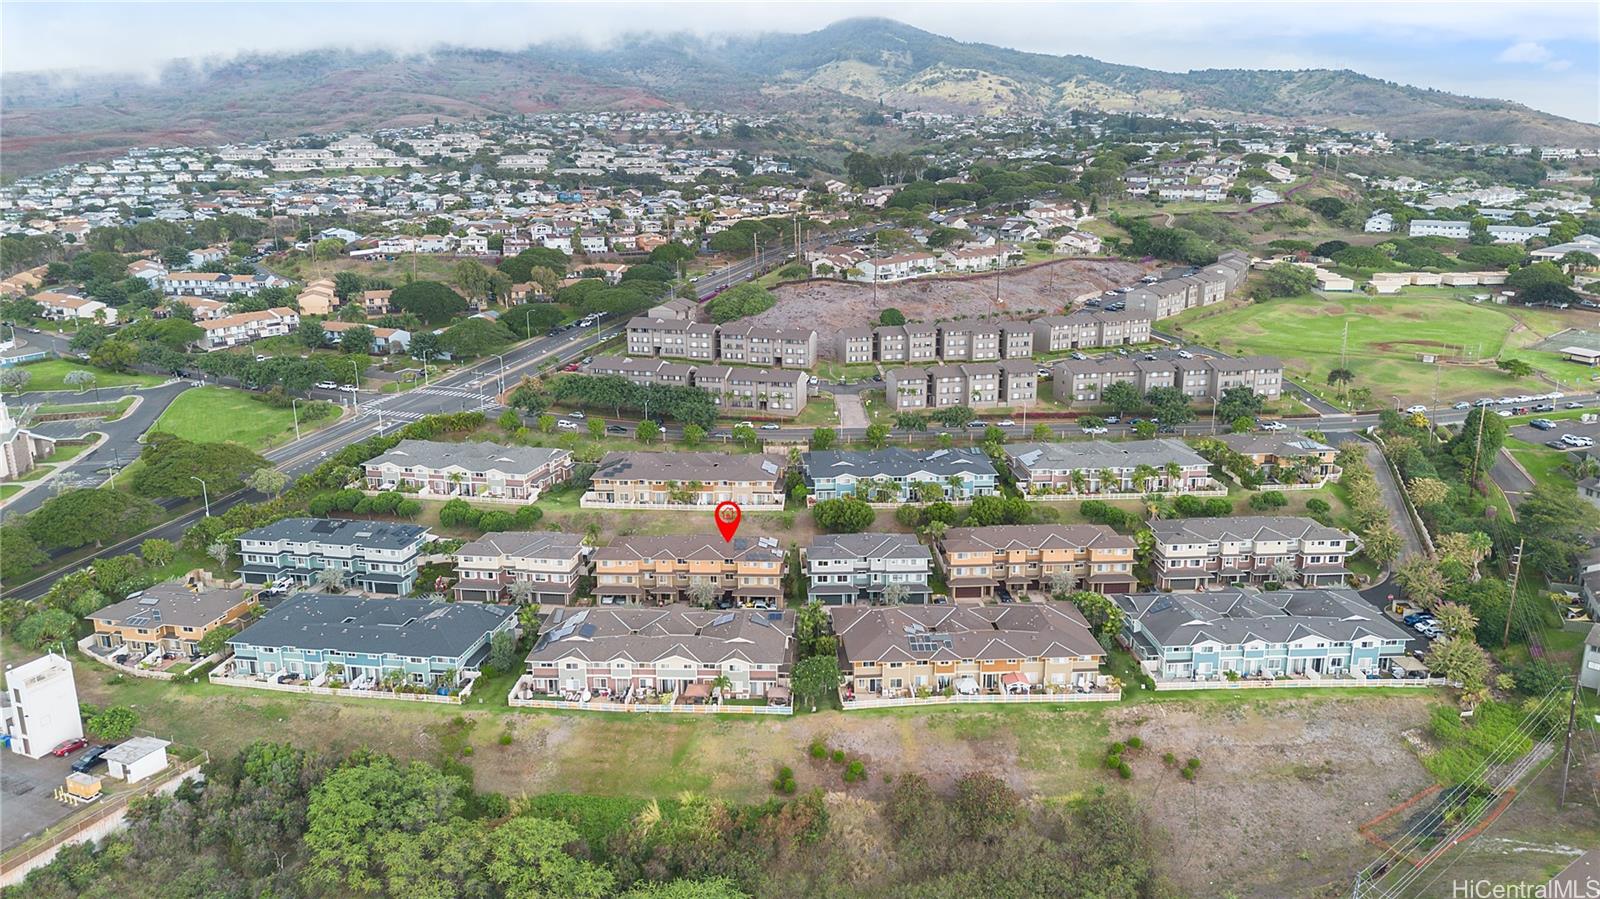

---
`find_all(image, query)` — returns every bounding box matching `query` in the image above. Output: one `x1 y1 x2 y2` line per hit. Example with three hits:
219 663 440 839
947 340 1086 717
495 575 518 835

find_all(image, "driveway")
1333 434 1426 562
835 392 869 430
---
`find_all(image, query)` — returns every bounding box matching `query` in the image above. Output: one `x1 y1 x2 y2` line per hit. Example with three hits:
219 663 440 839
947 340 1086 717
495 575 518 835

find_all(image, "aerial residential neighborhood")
1 4 1598 898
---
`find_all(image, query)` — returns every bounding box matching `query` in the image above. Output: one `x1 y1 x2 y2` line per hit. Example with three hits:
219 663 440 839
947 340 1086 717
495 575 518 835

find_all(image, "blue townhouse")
223 593 515 690
802 447 998 504
236 518 432 595
1115 589 1413 681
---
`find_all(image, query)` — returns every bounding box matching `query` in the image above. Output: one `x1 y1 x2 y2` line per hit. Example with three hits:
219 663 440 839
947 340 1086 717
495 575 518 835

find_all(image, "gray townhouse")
1123 250 1249 320
1051 355 1283 407
363 440 573 502
582 359 808 417
236 518 432 595
1031 310 1154 352
885 363 1036 412
832 320 1036 365
1116 589 1413 681
1150 516 1360 591
223 593 515 689
1006 439 1216 497
625 317 816 368
626 317 718 362
803 533 934 605
583 356 696 388
803 447 999 503
452 531 590 604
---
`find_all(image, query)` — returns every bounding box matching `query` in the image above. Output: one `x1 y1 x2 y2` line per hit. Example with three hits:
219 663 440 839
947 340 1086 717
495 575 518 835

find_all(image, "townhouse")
160 271 289 298
1006 439 1217 497
935 524 1138 599
452 531 589 604
885 361 1037 412
939 245 1010 273
88 582 256 663
691 364 810 418
1212 433 1342 484
832 320 1036 364
1407 219 1471 239
1150 516 1360 591
236 518 432 595
519 604 795 699
33 291 117 324
625 317 816 368
830 603 1107 699
221 594 515 689
855 251 938 282
1117 589 1413 681
1051 354 1283 406
592 535 787 606
196 307 300 351
363 440 573 502
1122 251 1249 320
803 533 933 605
1030 310 1152 352
583 451 786 510
325 320 411 354
802 447 999 503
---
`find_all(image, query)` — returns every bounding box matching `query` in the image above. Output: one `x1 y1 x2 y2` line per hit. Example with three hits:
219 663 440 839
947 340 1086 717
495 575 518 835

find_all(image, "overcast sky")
3 1 1597 122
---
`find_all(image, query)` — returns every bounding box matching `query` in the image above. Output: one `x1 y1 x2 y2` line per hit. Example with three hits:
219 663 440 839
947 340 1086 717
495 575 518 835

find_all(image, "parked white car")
1259 420 1287 431
557 419 580 431
1404 404 1428 414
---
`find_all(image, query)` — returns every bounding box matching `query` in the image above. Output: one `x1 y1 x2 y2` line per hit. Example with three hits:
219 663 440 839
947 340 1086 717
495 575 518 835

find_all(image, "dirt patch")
760 259 1152 360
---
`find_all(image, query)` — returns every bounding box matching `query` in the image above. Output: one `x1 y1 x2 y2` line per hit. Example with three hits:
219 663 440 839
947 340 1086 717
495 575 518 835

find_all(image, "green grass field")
1167 291 1596 406
150 387 329 450
3 359 166 394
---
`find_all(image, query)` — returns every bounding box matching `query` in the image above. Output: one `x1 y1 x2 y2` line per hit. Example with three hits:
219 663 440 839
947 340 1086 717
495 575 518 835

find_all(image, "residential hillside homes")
33 291 118 324
592 535 787 606
452 531 590 604
1116 589 1413 681
802 447 999 504
625 317 817 368
363 440 573 502
1407 219 1471 239
803 533 934 605
884 361 1038 411
1150 516 1360 591
1211 432 1343 485
160 271 289 298
583 451 786 510
1051 354 1283 406
88 582 256 664
196 307 300 351
296 278 337 315
830 603 1107 700
854 251 939 282
325 320 411 354
517 605 795 701
935 524 1138 599
220 593 515 688
1006 439 1216 497
236 518 432 595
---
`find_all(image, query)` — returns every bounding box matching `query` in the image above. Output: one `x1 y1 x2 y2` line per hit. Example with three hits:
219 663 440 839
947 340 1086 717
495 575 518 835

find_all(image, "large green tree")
392 281 468 325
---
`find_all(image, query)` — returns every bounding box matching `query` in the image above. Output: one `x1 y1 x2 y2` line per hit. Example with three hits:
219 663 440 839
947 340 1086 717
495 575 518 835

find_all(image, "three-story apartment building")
364 440 573 502
936 525 1138 599
1051 355 1283 406
236 518 432 595
885 363 1037 412
196 307 300 351
583 452 786 510
803 533 934 604
89 582 256 663
1030 310 1153 352
593 536 787 606
1006 439 1216 497
624 318 816 368
1150 516 1360 591
1212 433 1343 484
452 531 590 604
803 447 999 504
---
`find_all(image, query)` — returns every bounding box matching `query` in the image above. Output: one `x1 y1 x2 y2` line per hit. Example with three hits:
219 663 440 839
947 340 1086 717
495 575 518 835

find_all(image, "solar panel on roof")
578 624 596 638
137 595 161 606
710 613 735 627
767 611 784 621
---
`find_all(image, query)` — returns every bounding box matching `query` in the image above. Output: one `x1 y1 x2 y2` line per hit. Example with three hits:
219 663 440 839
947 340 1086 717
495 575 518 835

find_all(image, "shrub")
1180 767 1196 781
773 765 798 794
1249 490 1288 511
498 730 514 746
1186 758 1202 772
844 760 866 783
1117 762 1132 780
1305 497 1330 516
1126 736 1143 750
831 749 846 764
809 740 827 759
1162 751 1177 767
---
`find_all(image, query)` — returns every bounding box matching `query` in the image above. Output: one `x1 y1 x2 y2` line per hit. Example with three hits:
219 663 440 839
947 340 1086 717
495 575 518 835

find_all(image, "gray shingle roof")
1150 516 1353 545
527 604 793 666
237 517 430 550
802 447 996 481
229 593 512 659
806 533 931 564
90 581 251 630
939 524 1135 554
456 531 586 561
829 603 1103 664
367 439 569 475
1116 589 1411 648
593 451 782 483
592 535 784 563
1005 439 1208 472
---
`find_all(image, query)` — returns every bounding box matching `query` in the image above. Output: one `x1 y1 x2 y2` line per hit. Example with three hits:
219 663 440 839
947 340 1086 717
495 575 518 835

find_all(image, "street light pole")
190 476 210 517
291 398 302 441
350 358 361 412
492 353 507 396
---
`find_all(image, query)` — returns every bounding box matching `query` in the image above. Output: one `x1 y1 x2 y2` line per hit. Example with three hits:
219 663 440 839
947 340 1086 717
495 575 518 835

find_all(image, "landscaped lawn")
150 386 332 450
1167 292 1594 406
3 359 166 394
42 442 91 463
1505 437 1579 492
34 396 137 418
0 484 22 500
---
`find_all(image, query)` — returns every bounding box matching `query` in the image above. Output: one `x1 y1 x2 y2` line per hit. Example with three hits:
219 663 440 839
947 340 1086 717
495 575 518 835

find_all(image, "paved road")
690 225 883 298
1340 435 1427 561
1490 449 1535 512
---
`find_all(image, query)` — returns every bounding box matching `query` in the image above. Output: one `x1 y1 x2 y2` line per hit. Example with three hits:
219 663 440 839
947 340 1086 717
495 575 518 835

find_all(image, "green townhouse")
236 518 431 595
1114 589 1413 682
222 593 516 690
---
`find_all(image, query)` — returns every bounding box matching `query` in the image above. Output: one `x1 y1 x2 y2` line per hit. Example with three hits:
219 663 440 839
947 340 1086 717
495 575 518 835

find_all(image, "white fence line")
1152 677 1447 691
1021 488 1229 501
208 670 469 704
841 690 1121 710
579 496 785 512
507 695 793 715
75 635 225 681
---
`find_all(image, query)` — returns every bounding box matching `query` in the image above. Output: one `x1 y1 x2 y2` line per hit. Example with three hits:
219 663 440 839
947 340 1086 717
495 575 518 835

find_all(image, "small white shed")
102 736 171 783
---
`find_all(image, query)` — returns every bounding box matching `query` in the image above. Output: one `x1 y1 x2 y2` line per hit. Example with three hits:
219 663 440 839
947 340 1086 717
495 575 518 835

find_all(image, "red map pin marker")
714 501 742 542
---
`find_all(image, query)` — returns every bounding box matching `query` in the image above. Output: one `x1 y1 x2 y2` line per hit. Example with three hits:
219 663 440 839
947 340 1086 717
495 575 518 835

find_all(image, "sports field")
1167 291 1598 406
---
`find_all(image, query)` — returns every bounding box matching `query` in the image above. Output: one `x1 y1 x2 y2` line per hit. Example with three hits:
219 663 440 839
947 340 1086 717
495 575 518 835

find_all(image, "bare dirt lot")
760 259 1153 359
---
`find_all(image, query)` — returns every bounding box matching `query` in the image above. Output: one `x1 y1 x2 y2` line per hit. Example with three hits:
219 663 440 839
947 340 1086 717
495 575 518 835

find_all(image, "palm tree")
709 673 733 701
1132 464 1158 493
1164 462 1182 490
1098 468 1119 494
448 471 464 497
882 582 910 605
316 567 347 593
1070 470 1088 495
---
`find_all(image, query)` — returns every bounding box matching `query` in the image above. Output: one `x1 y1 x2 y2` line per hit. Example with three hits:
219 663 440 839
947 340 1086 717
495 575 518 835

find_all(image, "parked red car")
50 737 89 757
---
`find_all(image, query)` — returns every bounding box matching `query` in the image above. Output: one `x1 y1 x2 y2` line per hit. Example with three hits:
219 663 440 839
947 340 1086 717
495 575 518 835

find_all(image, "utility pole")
1501 538 1525 649
1470 403 1487 489
1559 679 1579 807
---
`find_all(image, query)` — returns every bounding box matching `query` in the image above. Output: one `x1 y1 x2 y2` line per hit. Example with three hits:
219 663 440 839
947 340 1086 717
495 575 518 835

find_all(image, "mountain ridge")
3 17 1596 175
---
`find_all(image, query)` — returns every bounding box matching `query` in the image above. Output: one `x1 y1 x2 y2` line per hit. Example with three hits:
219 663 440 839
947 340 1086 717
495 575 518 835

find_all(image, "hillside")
3 18 1596 174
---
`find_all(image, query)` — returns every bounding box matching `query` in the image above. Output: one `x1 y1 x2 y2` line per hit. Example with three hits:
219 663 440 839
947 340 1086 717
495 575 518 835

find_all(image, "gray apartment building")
1123 250 1249 320
1051 355 1283 407
832 320 1036 364
716 322 817 368
803 533 934 605
626 317 718 362
1150 516 1360 591
1005 439 1217 496
1030 310 1154 352
886 363 1037 412
583 358 809 417
236 518 432 595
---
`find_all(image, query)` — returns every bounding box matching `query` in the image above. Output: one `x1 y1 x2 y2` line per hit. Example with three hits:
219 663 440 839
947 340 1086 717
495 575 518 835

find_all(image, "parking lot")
0 750 82 851
1510 415 1600 451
